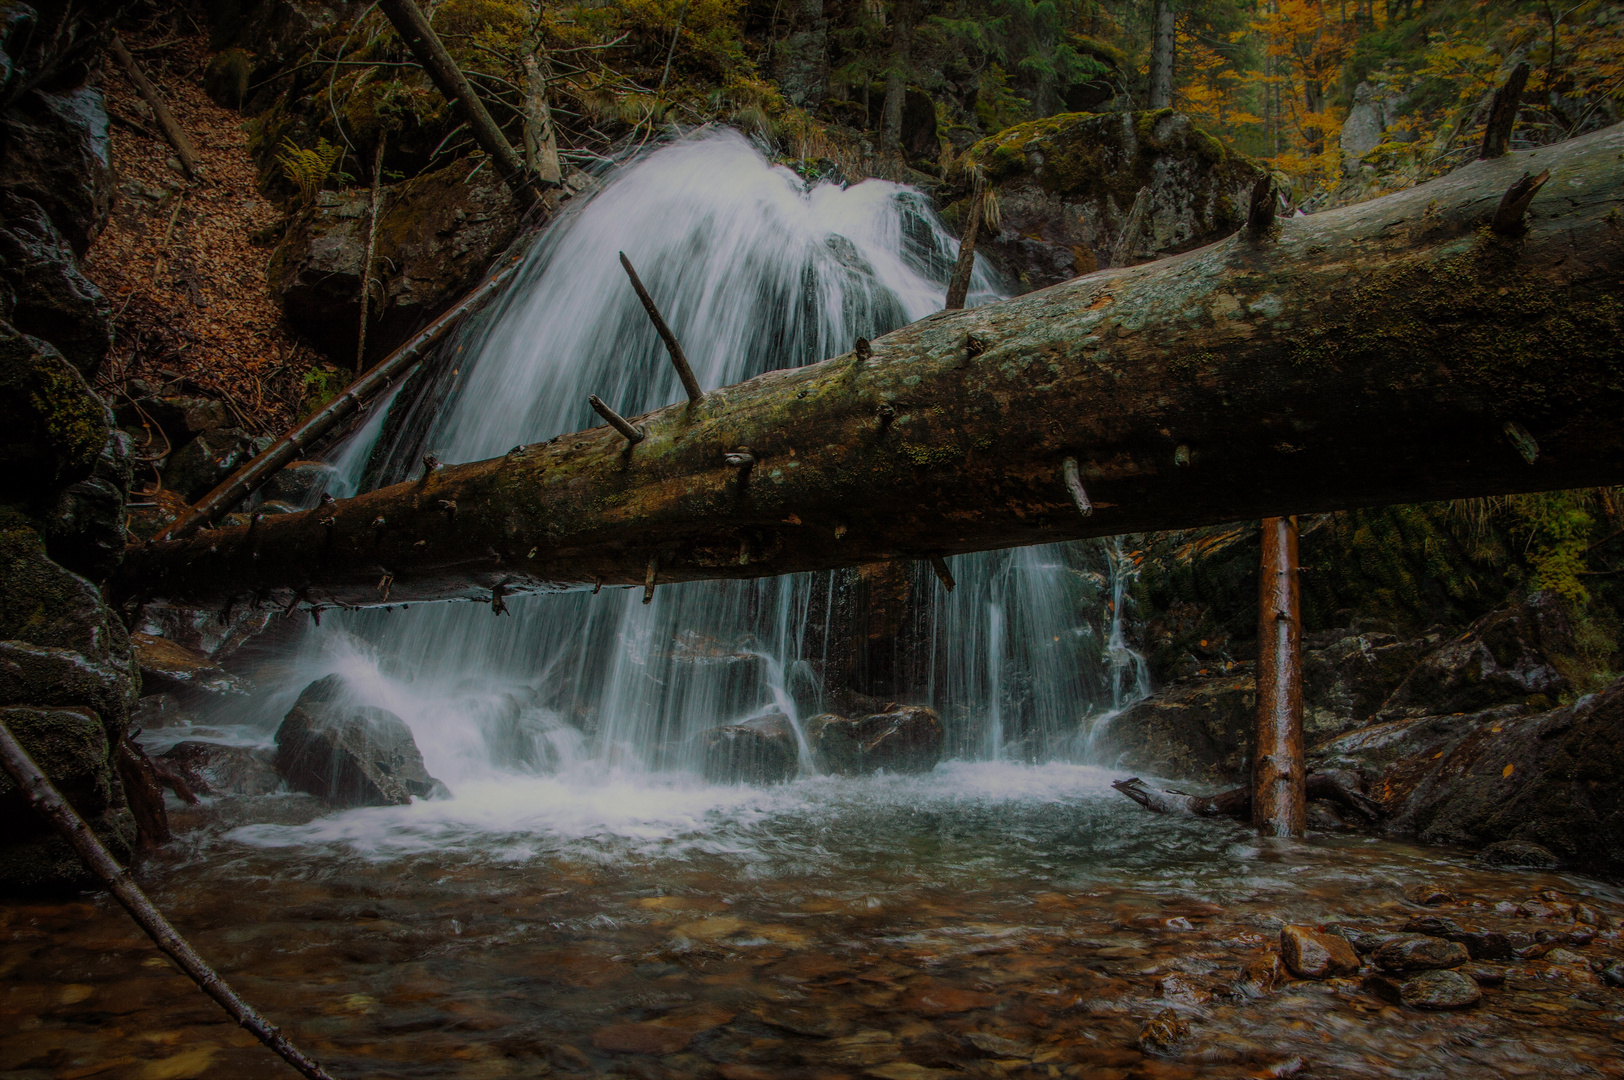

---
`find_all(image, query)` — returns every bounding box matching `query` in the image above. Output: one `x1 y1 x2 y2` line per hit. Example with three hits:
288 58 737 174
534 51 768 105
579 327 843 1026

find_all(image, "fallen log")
109 34 200 179
115 125 1624 613
1112 772 1382 822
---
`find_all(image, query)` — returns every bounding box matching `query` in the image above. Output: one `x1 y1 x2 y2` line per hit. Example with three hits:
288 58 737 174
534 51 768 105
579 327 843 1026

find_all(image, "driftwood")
0 719 336 1080
1113 771 1383 823
109 34 199 179
378 0 537 207
115 125 1624 613
152 254 524 543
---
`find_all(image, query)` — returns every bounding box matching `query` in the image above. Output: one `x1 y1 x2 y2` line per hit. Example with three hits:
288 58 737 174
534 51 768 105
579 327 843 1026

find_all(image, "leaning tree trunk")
115 127 1624 615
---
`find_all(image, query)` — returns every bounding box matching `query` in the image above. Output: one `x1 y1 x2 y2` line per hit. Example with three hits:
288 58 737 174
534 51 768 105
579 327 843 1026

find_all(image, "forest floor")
85 25 308 436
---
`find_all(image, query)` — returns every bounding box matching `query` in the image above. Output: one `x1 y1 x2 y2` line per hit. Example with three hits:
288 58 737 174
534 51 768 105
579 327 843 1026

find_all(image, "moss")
0 326 108 505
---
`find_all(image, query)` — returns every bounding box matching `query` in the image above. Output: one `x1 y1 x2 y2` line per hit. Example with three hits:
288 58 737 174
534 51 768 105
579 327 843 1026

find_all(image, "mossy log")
116 126 1624 614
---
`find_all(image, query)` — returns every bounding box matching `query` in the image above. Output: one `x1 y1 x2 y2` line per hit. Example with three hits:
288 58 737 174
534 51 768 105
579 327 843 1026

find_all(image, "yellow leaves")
1502 763 1516 779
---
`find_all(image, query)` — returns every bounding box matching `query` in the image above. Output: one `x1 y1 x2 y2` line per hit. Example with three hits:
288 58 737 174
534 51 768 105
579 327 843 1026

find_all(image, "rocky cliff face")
959 109 1265 293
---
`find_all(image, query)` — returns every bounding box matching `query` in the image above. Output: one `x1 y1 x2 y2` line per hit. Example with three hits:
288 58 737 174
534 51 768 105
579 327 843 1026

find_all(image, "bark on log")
115 126 1624 614
109 34 200 179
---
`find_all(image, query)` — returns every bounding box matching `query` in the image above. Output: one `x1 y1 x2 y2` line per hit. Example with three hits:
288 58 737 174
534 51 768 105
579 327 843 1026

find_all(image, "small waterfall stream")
291 129 1147 788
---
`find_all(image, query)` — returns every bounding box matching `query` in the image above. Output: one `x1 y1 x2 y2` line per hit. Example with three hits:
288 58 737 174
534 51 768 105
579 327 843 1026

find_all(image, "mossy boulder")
0 706 136 893
43 426 133 579
0 322 109 508
267 157 587 363
961 110 1264 292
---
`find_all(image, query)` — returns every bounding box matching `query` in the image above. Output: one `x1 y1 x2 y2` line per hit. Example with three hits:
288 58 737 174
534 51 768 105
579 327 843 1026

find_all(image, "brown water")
3 763 1622 1080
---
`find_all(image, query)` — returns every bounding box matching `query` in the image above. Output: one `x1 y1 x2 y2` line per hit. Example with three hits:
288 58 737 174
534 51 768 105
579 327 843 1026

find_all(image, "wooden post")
1253 515 1305 837
377 0 537 207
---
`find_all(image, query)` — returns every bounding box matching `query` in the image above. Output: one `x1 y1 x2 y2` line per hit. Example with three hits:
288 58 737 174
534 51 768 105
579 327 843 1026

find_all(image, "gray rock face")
0 85 114 255
700 711 799 784
44 427 131 579
965 110 1264 293
275 675 448 806
806 705 943 775
1089 672 1254 784
1339 83 1386 174
0 323 110 508
0 706 136 893
1303 629 1437 742
162 427 266 502
0 191 111 374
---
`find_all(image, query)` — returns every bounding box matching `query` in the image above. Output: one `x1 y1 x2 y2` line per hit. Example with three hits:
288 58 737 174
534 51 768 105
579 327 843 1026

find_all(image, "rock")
43 427 131 579
275 675 448 806
1476 839 1561 869
1090 673 1255 784
1234 952 1283 998
1279 925 1360 979
1326 925 1405 955
269 157 543 364
806 705 943 775
1375 593 1573 722
1372 935 1469 972
1396 968 1481 1010
1306 799 1349 831
0 85 115 255
1517 898 1573 920
161 428 263 502
1303 630 1433 742
0 706 136 893
1601 962 1624 988
900 88 937 160
161 741 282 797
591 1021 691 1055
1136 1008 1190 1055
118 394 233 446
1544 947 1588 965
130 633 250 699
700 711 799 784
0 519 138 733
963 110 1264 293
1404 882 1454 905
1464 964 1505 987
0 191 111 374
260 459 338 505
130 692 197 729
0 323 110 507
1339 83 1386 174
203 48 251 109
772 9 827 108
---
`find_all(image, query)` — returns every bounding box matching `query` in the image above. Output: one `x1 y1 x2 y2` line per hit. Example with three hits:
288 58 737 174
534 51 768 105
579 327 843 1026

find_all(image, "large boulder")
43 426 132 579
1088 672 1255 784
1303 628 1440 743
962 110 1264 292
0 323 110 508
162 740 282 797
1374 593 1573 721
806 705 943 775
0 706 136 893
0 191 111 374
275 675 448 806
0 85 114 255
130 632 251 700
268 157 567 364
699 711 799 784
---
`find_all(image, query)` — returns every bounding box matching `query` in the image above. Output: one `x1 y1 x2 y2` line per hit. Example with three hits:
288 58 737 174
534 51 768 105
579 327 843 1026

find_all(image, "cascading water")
287 129 1146 789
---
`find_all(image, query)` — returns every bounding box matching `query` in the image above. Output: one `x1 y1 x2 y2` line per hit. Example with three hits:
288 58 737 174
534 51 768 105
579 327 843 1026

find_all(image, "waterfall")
300 130 1145 784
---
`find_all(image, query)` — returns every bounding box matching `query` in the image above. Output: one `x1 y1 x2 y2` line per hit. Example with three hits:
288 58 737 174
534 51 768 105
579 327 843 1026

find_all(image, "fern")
278 137 344 203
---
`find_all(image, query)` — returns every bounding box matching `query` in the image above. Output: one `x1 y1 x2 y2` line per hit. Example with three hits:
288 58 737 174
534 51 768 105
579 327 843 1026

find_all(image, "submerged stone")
1372 935 1468 972
700 711 798 784
162 741 282 797
1398 968 1482 1010
1280 925 1359 979
275 675 448 806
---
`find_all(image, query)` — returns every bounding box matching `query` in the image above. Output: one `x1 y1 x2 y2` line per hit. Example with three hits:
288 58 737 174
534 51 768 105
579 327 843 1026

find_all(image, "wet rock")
0 324 110 508
161 428 265 503
962 110 1263 293
0 519 138 733
1396 968 1482 1010
0 191 110 374
1517 898 1574 920
1306 798 1350 831
261 459 338 505
1303 630 1434 741
1136 1007 1190 1055
1477 839 1561 869
1280 925 1360 979
1404 882 1454 905
275 675 448 806
1087 673 1255 784
1601 962 1624 988
130 633 250 699
43 427 131 579
117 394 233 446
591 1021 691 1055
806 705 943 775
0 706 135 893
1372 935 1468 972
0 85 115 255
1464 964 1505 987
1375 593 1573 722
130 693 196 729
1234 952 1283 998
1325 925 1405 955
268 157 554 363
700 711 798 785
161 741 282 797
1544 947 1588 966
